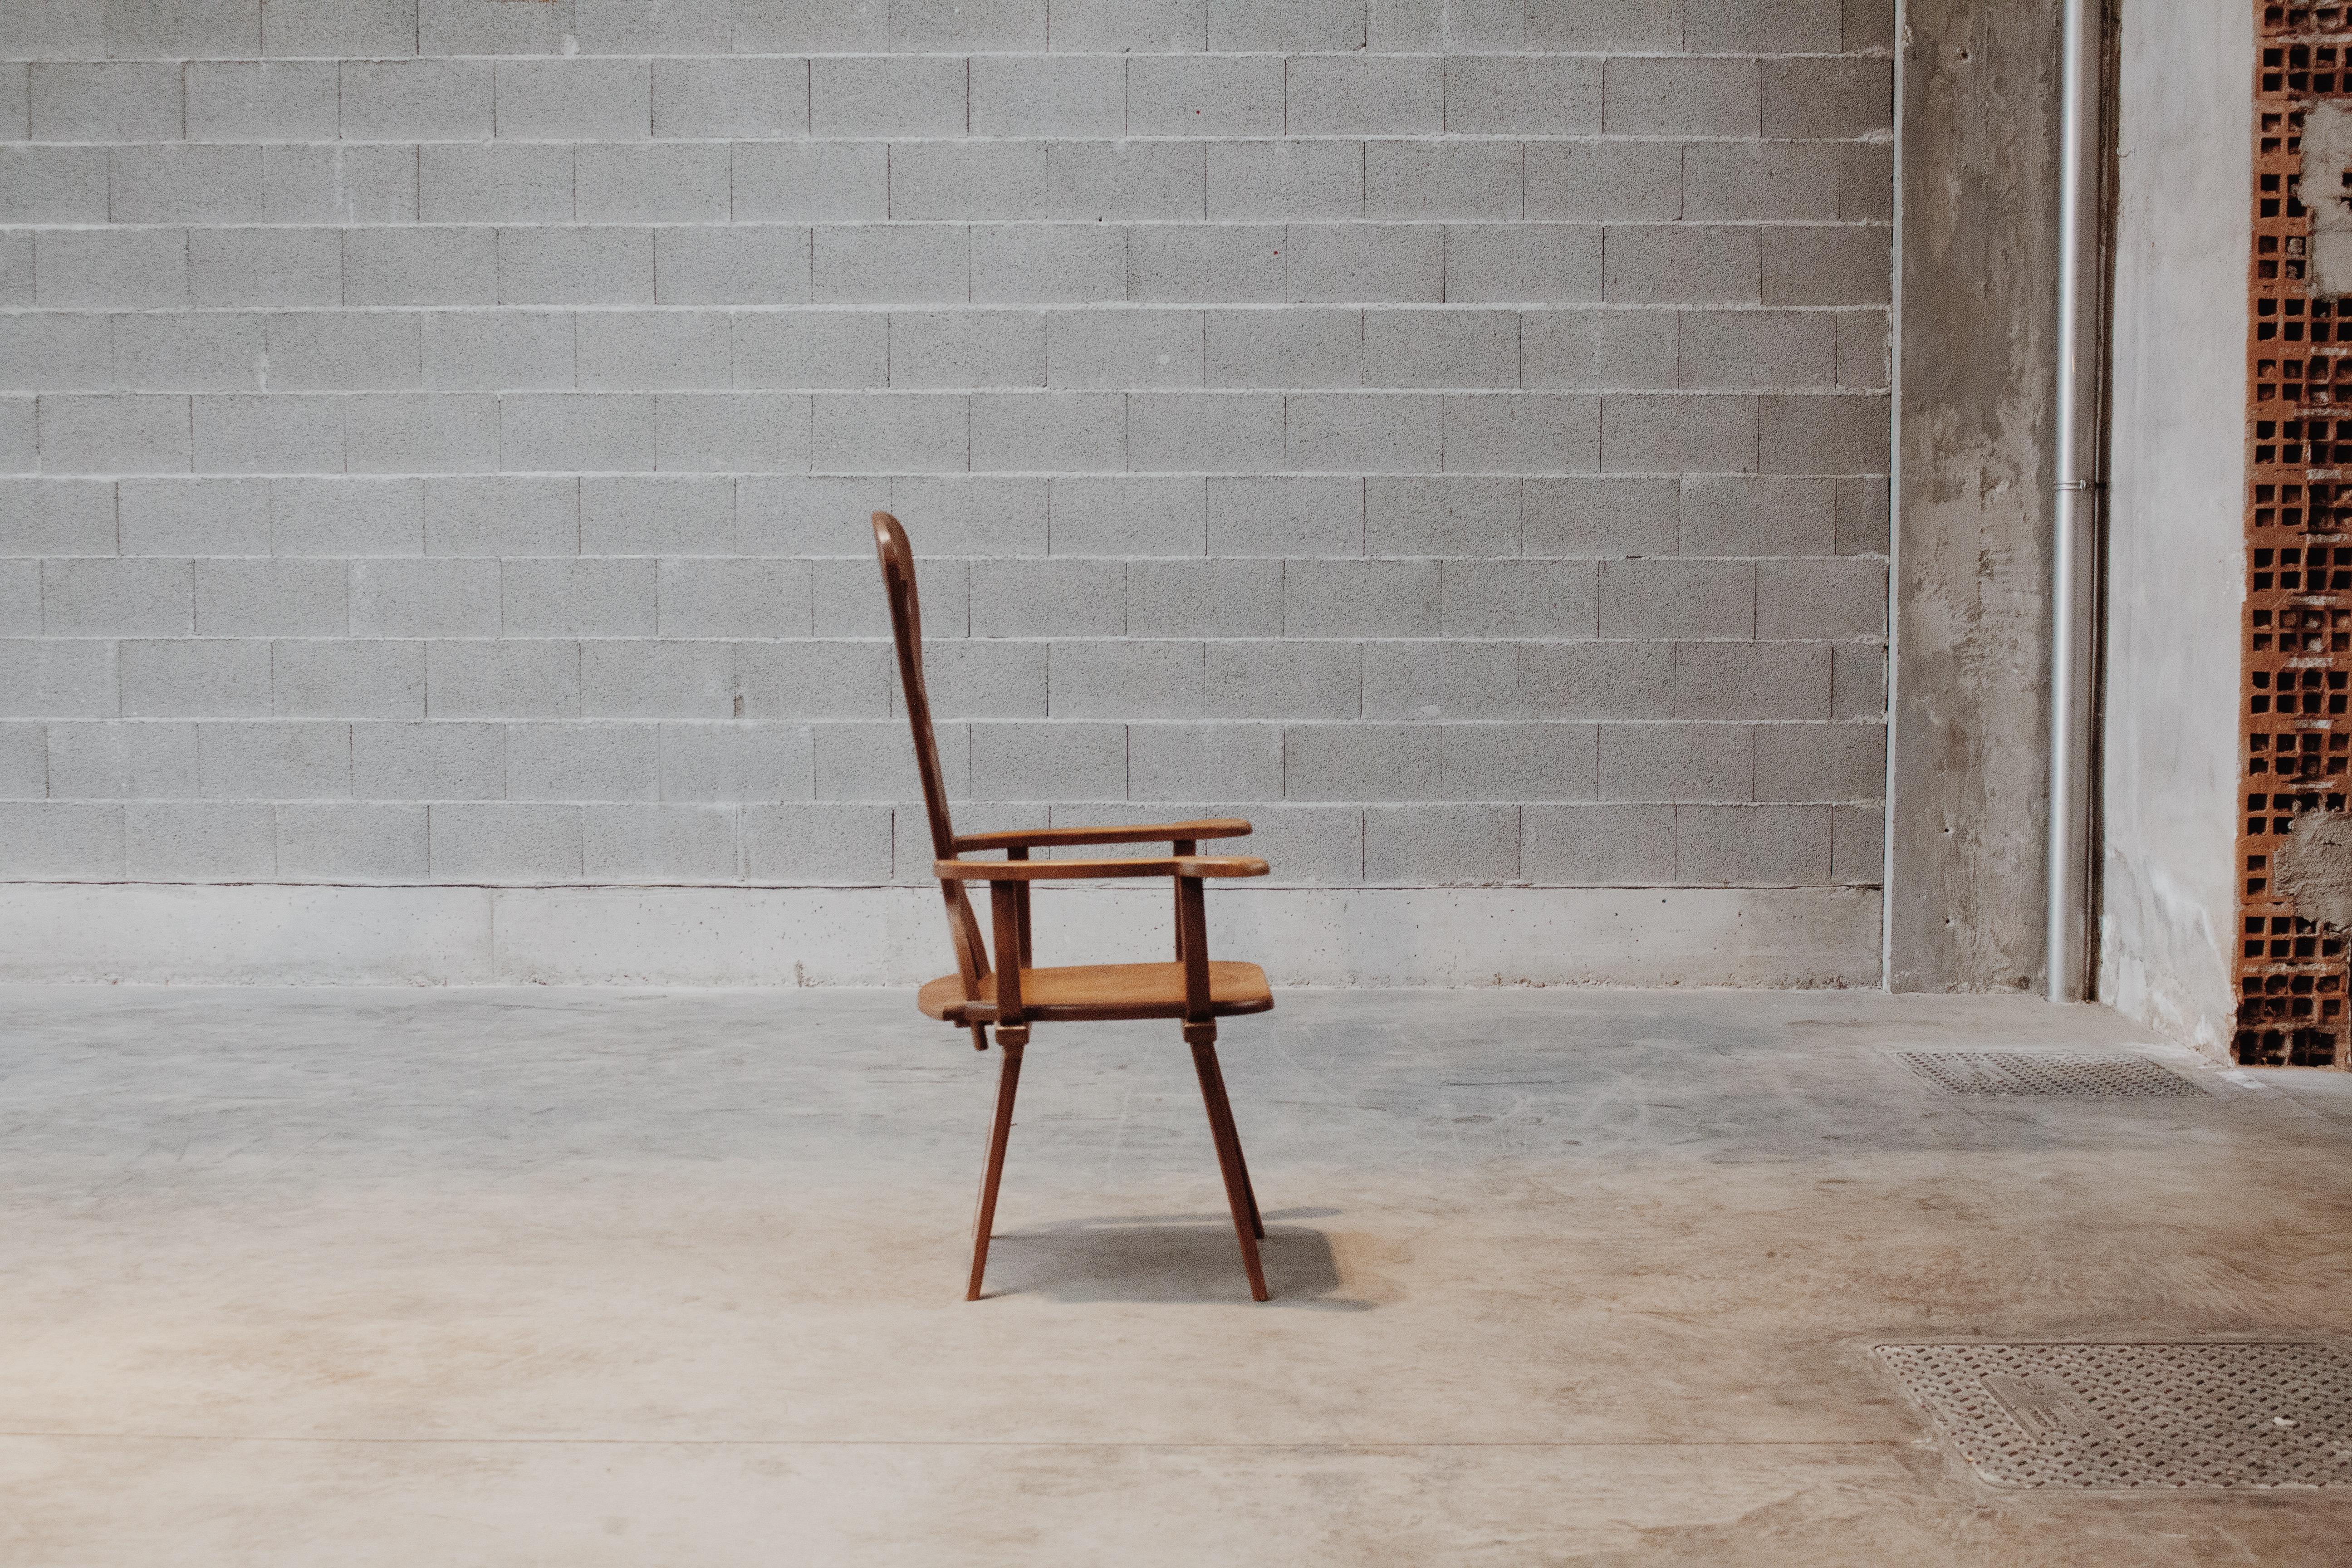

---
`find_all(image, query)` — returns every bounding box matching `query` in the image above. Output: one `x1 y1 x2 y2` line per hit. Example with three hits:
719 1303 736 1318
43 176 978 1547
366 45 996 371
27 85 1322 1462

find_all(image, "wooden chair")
872 511 1278 1302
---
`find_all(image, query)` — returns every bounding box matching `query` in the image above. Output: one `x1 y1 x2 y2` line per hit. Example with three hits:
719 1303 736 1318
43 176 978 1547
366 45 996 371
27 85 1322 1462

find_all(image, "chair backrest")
872 511 990 998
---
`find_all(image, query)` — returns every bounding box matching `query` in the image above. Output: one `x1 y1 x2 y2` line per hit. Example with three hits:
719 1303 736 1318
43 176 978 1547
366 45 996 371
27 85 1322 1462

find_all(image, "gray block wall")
0 0 1891 892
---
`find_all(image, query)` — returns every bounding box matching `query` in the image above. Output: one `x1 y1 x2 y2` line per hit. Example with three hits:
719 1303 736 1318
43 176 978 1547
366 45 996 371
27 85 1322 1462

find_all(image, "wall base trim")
0 883 1884 989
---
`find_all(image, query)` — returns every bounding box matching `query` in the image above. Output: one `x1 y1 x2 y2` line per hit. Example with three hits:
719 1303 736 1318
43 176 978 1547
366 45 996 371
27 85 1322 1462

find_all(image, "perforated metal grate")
1877 1343 2352 1489
1895 1052 2205 1097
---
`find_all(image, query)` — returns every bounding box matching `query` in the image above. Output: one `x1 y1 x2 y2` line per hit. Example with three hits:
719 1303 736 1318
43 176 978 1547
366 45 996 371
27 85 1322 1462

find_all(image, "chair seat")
919 960 1274 1024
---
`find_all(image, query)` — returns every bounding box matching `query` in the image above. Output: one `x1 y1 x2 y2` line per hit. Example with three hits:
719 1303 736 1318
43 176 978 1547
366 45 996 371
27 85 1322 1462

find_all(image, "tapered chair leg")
1190 1040 1269 1301
968 1039 1024 1301
1200 1047 1263 1239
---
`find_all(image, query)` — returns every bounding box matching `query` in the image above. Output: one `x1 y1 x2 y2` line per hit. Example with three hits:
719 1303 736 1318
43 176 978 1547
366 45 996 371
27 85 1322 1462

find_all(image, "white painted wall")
2098 0 2250 1053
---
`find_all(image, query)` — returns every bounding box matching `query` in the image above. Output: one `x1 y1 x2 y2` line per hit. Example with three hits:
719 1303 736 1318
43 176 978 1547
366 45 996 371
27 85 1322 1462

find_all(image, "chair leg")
967 1038 1024 1302
1190 1040 1269 1301
1200 1047 1264 1239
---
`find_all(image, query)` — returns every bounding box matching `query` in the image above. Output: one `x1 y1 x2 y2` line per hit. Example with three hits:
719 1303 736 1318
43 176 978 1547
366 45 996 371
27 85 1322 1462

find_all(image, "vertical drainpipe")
2046 0 2107 1001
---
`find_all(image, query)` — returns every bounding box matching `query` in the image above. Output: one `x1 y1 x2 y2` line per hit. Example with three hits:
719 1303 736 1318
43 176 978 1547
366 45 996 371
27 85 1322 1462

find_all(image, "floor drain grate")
1896 1051 2204 1097
1877 1343 2352 1489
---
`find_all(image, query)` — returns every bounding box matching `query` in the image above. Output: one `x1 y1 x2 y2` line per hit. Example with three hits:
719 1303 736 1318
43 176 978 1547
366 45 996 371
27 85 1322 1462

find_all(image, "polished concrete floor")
3 984 2350 1565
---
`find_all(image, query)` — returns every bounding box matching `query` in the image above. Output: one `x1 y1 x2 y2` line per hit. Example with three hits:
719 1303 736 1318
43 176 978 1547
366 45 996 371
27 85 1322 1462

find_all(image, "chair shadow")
980 1208 1373 1309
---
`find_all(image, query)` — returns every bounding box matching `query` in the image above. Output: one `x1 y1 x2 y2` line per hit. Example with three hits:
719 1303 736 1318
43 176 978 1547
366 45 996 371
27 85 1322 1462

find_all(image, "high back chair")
872 512 1279 1301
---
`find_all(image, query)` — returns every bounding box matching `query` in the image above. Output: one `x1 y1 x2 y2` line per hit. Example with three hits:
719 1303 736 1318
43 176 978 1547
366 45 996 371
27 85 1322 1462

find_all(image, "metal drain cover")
1896 1051 2204 1097
1877 1343 2352 1489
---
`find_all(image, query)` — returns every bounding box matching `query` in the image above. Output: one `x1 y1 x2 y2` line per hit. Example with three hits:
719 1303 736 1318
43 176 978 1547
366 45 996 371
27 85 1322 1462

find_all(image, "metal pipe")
2046 0 2102 1001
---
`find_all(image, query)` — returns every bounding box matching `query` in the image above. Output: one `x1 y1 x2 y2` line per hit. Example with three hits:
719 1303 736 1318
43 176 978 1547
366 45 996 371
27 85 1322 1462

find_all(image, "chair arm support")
935 855 1269 882
951 818 1251 852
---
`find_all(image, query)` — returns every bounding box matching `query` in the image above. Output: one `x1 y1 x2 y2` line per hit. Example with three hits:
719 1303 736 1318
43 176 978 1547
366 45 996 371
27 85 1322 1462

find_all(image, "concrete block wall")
0 0 1891 902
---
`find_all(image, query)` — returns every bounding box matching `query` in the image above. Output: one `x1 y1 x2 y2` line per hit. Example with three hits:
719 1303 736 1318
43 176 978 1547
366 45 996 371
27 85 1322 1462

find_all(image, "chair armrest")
951 818 1251 852
934 855 1270 882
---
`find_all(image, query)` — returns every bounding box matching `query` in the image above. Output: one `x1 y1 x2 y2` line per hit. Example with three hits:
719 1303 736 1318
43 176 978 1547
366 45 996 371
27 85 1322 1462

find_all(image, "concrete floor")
3 986 2350 1565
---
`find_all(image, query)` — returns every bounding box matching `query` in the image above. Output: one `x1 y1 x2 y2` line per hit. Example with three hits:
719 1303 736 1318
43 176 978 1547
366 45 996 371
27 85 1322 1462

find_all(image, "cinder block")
663 394 804 475
187 60 337 138
1208 0 1362 48
264 314 420 392
194 559 346 636
115 313 264 397
729 0 887 50
888 475 1047 555
426 638 578 719
0 147 105 224
900 636 1045 718
582 802 736 880
190 228 342 307
35 231 186 310
653 58 807 138
576 144 730 223
44 720 194 798
351 558 501 637
0 800 121 875
1831 799 1882 884
1284 723 1436 801
1831 642 1884 718
1377 0 1522 46
120 637 271 717
1364 802 1518 883
734 142 889 222
972 223 1126 304
346 228 499 308
1524 476 1679 557
1127 55 1279 137
1672 641 1829 720
1123 558 1279 638
968 720 1125 800
1677 311 1834 392
1681 475 1834 556
507 720 657 801
1048 475 1204 555
420 311 574 391
1521 801 1672 883
1203 475 1357 556
1130 721 1282 800
970 392 1123 472
1442 392 1601 473
125 800 275 878
1363 639 1525 720
1596 558 1754 638
186 394 342 474
1597 722 1749 803
1365 312 1518 390
1844 0 1894 47
812 717 968 800
270 477 423 556
1835 310 1891 391
262 0 416 55
1285 559 1439 638
1207 141 1360 223
1287 392 1441 473
810 392 966 473
1686 0 1840 49
270 637 425 718
500 393 656 472
1049 309 1203 389
340 59 490 140
1676 802 1829 885
498 228 654 306
1526 0 1676 45
1049 0 1203 49
969 556 1123 637
0 640 115 717
429 801 583 878
1441 560 1597 638
574 312 731 393
891 0 1046 47
1754 720 1884 803
1204 640 1358 719
1129 224 1285 303
262 144 417 223
1444 56 1599 136
1443 225 1601 305
1519 309 1675 391
1759 225 1889 307
573 0 731 51
891 311 1045 391
1602 393 1758 475
655 228 808 307
810 224 966 304
1204 309 1358 390
1287 55 1441 136
811 54 964 137
111 147 261 225
1045 140 1203 222
40 395 190 474
1366 142 1523 223
1755 556 1884 640
1288 223 1444 305
495 58 649 141
275 802 428 880
1516 641 1654 720
103 0 263 53
197 719 348 799
581 637 732 717
1604 227 1761 306
580 476 731 555
1121 392 1275 474
736 473 900 556
735 312 886 388
654 559 813 638
1604 58 1757 137
352 720 502 799
1757 393 1888 475
886 142 1044 224
115 478 262 556
660 722 813 803
741 799 891 881
417 0 568 53
423 476 576 556
31 61 181 139
1047 638 1202 719
0 397 30 474
42 558 188 636
0 479 114 556
504 559 656 637
1682 143 1849 225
